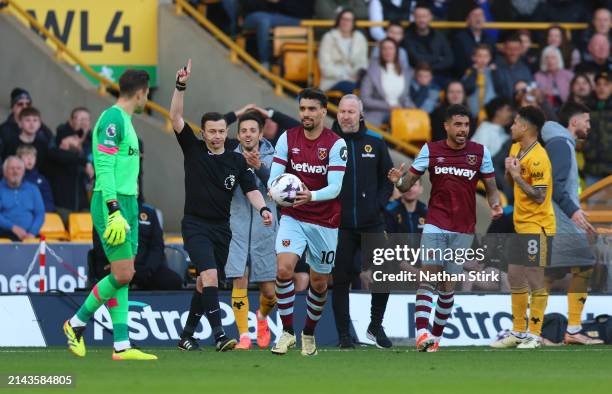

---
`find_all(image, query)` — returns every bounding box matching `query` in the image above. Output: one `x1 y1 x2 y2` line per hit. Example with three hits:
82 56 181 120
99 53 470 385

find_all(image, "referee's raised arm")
170 58 191 133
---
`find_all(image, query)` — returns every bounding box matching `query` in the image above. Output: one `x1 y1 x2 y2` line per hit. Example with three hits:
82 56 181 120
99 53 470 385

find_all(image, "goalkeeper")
62 70 157 361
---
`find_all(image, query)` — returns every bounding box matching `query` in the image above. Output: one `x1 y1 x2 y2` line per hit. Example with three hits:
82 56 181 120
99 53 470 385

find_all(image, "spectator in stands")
452 5 496 78
370 20 411 74
46 133 91 223
318 9 368 94
581 8 612 59
462 43 498 120
241 0 315 69
470 97 513 157
384 181 427 234
430 80 473 141
314 0 369 20
403 3 454 85
0 156 44 241
542 25 581 70
512 79 558 121
517 29 539 73
409 62 440 114
17 145 55 212
575 33 611 77
584 72 612 187
91 203 183 290
567 73 594 105
361 38 415 126
1 107 51 170
535 46 574 112
492 33 533 99
368 0 413 42
56 107 92 156
0 88 52 144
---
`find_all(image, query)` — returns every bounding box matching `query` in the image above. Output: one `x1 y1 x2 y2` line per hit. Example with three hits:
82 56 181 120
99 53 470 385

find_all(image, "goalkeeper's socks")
415 282 435 336
431 290 454 337
181 290 203 339
303 287 327 336
275 277 295 334
231 288 249 335
202 286 224 339
110 285 130 352
73 274 123 326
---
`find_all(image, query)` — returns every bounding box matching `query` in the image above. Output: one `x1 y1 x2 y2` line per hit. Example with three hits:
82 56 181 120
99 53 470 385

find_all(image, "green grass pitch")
0 346 610 393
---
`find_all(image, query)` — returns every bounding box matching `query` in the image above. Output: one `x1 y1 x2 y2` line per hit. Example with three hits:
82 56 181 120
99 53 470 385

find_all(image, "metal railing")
2 0 198 132
175 0 421 156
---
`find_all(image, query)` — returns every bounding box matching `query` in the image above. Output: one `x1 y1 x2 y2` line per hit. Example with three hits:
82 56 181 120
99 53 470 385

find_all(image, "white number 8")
527 239 538 255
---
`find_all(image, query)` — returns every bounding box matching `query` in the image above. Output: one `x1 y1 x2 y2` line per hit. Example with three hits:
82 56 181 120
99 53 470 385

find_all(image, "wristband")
260 206 272 217
176 80 186 91
106 200 120 214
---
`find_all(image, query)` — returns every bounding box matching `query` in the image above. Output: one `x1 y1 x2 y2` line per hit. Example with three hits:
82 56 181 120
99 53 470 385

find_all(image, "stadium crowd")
1 1 610 295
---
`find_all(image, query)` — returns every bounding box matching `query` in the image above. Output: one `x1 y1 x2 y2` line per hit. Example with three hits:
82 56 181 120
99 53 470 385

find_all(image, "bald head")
338 95 363 133
588 33 610 63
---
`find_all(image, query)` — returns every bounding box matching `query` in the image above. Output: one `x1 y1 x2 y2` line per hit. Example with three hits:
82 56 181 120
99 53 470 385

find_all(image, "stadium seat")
68 213 93 241
273 26 307 58
0 238 12 243
40 213 69 241
390 109 432 143
22 238 40 244
164 235 184 244
165 246 189 285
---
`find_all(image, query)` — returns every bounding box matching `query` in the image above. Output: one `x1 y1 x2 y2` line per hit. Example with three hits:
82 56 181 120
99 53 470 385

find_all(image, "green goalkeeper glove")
103 201 130 246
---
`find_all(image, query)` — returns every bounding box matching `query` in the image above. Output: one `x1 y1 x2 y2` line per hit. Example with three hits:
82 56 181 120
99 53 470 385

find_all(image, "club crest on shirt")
282 239 291 247
224 174 236 190
466 154 477 166
318 147 328 160
364 144 372 153
106 124 117 137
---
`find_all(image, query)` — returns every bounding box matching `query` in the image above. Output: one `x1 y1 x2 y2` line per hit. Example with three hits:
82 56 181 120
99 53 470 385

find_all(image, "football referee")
169 59 273 352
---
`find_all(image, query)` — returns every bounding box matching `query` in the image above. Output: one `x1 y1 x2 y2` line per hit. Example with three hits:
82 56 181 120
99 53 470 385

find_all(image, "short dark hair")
517 105 545 132
119 69 150 97
387 20 403 30
503 32 522 44
473 43 492 56
201 112 226 129
238 110 264 131
415 61 432 73
70 106 90 119
298 88 328 109
485 97 511 120
444 104 471 122
334 8 356 31
18 106 41 120
558 101 590 128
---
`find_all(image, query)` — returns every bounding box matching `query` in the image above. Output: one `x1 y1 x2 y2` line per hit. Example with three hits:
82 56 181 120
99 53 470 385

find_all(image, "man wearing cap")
584 72 612 187
0 88 53 145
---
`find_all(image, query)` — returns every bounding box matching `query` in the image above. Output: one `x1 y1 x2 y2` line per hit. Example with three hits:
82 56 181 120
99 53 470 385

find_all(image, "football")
269 173 303 207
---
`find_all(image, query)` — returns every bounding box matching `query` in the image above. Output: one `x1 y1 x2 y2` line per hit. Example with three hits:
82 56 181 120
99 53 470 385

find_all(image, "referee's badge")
224 174 236 190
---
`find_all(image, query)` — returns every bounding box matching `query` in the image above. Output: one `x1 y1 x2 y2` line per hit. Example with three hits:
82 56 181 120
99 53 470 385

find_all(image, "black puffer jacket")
333 120 394 230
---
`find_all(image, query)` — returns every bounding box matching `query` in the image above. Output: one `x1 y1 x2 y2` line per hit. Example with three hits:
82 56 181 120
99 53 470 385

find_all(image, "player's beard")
302 117 315 131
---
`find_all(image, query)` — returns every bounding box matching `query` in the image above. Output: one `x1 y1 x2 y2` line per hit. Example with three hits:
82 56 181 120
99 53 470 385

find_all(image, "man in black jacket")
0 88 53 145
332 94 394 348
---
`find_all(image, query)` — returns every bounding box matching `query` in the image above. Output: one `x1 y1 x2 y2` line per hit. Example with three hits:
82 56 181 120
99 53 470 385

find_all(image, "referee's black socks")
202 286 226 341
181 290 204 339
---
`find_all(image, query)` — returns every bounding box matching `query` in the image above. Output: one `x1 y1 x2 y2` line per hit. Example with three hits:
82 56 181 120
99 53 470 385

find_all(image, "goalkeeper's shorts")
91 191 139 262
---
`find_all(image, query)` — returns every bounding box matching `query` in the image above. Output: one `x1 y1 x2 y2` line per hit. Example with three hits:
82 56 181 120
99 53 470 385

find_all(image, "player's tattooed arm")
513 176 547 204
170 58 191 133
388 163 421 192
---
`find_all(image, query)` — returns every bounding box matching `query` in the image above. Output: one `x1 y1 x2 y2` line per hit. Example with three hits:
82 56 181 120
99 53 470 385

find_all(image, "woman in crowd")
567 73 595 105
542 25 581 70
430 80 473 141
318 9 368 94
361 38 414 126
535 46 574 112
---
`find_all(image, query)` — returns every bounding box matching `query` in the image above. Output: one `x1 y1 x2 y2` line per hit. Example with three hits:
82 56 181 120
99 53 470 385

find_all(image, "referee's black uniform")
175 122 258 347
332 120 394 348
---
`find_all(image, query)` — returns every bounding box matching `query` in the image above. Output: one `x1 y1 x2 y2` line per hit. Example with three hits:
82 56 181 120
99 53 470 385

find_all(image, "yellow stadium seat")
165 236 184 244
40 213 69 241
273 26 307 58
69 213 93 241
391 109 432 143
22 238 40 244
0 238 12 243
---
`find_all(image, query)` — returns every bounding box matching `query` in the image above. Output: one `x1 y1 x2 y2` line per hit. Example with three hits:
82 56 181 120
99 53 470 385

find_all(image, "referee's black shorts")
182 215 231 274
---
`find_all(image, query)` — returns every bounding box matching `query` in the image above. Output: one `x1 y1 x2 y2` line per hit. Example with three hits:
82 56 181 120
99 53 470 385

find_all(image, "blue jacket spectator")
0 156 44 241
409 63 440 114
452 6 497 78
493 34 533 99
17 144 55 212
